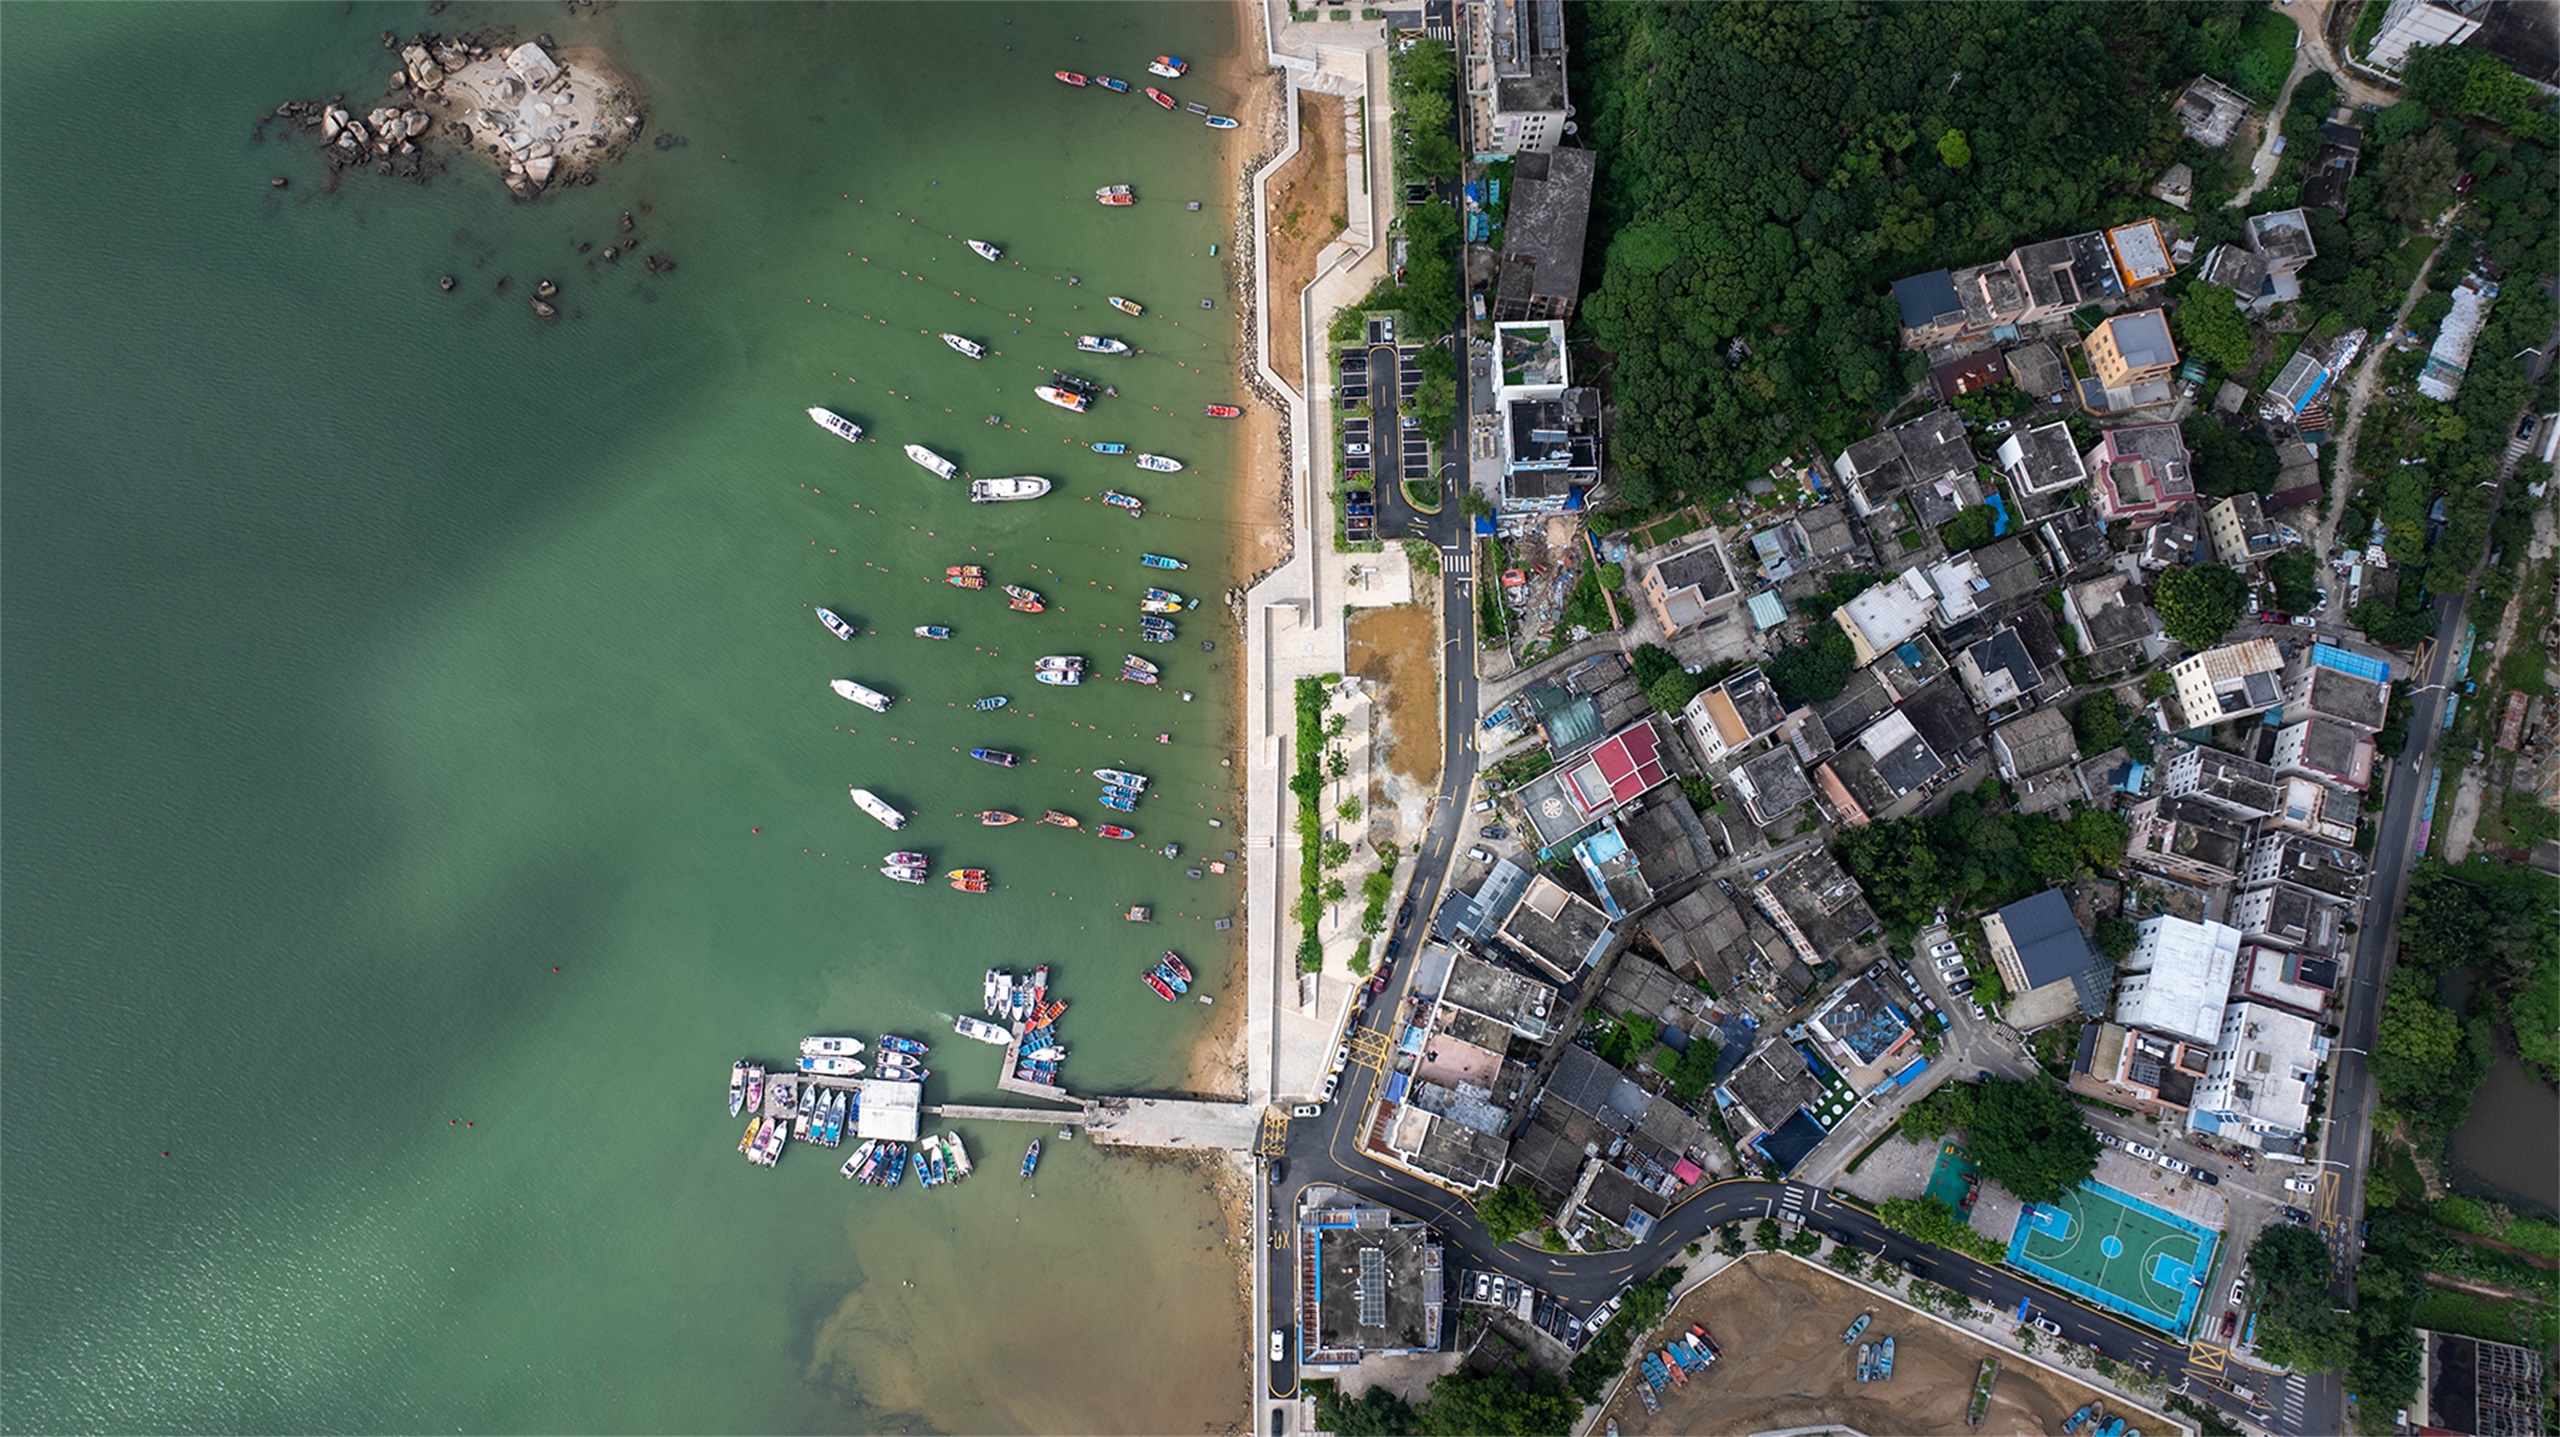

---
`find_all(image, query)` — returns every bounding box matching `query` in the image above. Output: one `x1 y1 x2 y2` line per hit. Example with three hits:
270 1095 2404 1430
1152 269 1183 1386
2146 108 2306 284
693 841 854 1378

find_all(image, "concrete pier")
1082 1097 1264 1151
927 1103 1087 1126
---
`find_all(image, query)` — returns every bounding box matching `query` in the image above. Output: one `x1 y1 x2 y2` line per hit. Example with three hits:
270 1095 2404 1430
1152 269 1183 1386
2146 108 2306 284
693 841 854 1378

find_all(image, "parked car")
1970 1001 1988 1020
1929 941 1960 959
2292 615 2318 628
1366 972 1387 996
2282 1205 2312 1224
1475 1272 1494 1302
2096 1132 2122 1149
1590 1292 1625 1331
1331 1043 1350 1072
2161 1156 2193 1175
1319 1072 1340 1103
2197 1169 2222 1186
1272 1329 1288 1362
1396 899 1416 930
2231 1276 2248 1306
2127 1142 2159 1160
1987 419 2014 435
1465 846 1491 862
2222 1309 2240 1340
2283 1175 2318 1193
2028 1314 2063 1337
1290 1103 1323 1118
1472 797 1497 813
1480 824 1510 840
1947 978 1975 996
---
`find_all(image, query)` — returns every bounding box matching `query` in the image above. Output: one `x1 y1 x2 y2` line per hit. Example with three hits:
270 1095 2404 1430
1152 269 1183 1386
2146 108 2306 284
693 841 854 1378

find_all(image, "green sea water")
1 4 1256 1430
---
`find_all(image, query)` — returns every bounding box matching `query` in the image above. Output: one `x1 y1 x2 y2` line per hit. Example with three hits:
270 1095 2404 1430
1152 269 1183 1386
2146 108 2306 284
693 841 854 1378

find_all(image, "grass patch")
1292 677 1328 972
2410 1288 2560 1349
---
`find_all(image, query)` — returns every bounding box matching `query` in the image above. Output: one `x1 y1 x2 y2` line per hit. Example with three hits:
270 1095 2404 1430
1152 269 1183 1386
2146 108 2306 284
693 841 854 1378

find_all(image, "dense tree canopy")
1836 789 2127 934
2370 968 2492 1134
1414 1366 1579 1437
1966 1076 2099 1204
2152 563 2248 650
1473 1182 1548 1246
2181 415 2282 498
1570 1 2229 509
2174 283 2253 374
2243 1225 2357 1373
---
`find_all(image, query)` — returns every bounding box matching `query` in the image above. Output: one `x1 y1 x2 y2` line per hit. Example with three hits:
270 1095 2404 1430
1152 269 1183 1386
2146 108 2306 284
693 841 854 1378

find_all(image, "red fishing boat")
1159 951 1192 984
1144 87 1176 110
979 810 1020 827
947 565 987 589
1142 969 1177 1001
1054 70 1088 86
1204 404 1242 418
1097 825 1134 840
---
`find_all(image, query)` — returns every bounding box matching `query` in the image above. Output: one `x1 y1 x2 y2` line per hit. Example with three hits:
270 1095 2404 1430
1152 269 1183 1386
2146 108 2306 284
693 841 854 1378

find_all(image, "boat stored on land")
830 679 892 711
1133 453 1181 472
1108 295 1144 317
816 607 858 641
971 476 1053 502
850 788 906 829
969 748 1018 768
966 239 1002 262
1139 552 1187 570
914 625 952 640
954 1015 1013 1046
806 407 864 443
1205 114 1238 130
905 444 959 479
1033 385 1091 414
941 332 987 359
1842 1313 1871 1344
1076 335 1131 355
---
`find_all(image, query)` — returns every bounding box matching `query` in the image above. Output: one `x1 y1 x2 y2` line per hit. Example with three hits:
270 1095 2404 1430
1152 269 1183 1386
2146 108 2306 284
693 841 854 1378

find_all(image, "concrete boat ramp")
925 1097 1261 1151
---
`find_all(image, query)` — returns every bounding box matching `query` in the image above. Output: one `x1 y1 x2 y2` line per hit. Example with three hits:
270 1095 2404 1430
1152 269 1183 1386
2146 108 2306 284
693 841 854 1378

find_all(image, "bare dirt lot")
1263 90 1345 386
1601 1254 2136 1437
1346 601 1442 789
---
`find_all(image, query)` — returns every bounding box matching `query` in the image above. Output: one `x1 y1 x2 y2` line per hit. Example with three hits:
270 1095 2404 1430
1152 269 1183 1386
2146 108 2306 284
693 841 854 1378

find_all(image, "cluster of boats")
1637 1325 1720 1401
1141 950 1192 1002
1036 369 1104 415
987 967 1071 1089
1854 1334 1895 1383
1119 653 1160 687
1053 56 1239 128
881 847 989 893
2061 1403 2137 1437
843 1131 971 1188
1138 587 1194 616
1035 653 1086 687
1094 766 1149 815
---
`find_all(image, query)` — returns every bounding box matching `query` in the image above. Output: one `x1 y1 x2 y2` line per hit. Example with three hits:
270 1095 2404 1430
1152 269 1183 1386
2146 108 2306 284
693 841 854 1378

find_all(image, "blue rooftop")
2310 642 2391 683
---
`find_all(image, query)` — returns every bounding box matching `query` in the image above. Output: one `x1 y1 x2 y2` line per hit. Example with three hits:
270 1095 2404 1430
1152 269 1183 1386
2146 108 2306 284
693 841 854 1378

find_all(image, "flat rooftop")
1307 1207 1444 1358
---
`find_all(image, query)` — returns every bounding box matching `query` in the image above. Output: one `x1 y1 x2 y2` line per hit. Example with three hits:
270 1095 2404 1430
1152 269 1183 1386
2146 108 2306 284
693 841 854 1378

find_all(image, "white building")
1475 0 1570 155
2187 1001 2328 1159
1833 570 1938 667
1490 320 1600 511
2165 639 2287 729
2115 916 2244 1047
2364 0 2487 70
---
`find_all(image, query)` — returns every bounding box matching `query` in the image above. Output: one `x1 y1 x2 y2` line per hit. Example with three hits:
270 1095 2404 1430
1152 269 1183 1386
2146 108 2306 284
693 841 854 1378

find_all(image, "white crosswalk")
1443 545 1470 579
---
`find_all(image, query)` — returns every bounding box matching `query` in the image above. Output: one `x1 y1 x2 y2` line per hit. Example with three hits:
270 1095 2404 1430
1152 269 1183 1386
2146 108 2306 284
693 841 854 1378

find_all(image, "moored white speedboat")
966 239 1002 262
1075 335 1132 355
806 407 864 443
952 1015 1013 1046
801 1035 867 1058
1034 385 1091 413
905 444 959 479
971 476 1053 503
1134 453 1181 472
830 678 892 712
797 1055 863 1076
941 332 987 359
1148 55 1187 78
849 788 906 829
816 607 858 641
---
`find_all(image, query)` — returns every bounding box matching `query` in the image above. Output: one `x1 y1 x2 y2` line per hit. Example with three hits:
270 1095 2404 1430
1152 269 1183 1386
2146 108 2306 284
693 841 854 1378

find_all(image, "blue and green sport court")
2007 1182 2219 1336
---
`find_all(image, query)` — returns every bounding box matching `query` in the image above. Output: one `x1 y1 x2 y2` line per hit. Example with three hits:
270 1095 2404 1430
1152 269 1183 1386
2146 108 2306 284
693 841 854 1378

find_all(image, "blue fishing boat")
1876 1337 1893 1381
973 696 1008 712
915 625 952 641
1140 553 1187 570
1205 114 1238 130
1153 961 1189 994
1021 1139 1041 1179
1093 75 1129 93
877 1034 929 1056
1099 793 1136 813
1090 441 1129 454
970 748 1019 768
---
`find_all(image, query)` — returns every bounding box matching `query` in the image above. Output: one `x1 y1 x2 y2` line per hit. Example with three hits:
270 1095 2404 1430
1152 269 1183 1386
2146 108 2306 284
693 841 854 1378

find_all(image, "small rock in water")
438 274 456 291
270 176 289 188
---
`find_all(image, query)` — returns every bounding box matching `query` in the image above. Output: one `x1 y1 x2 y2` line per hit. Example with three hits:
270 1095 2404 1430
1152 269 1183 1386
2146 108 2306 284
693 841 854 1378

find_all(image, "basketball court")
2006 1181 2218 1336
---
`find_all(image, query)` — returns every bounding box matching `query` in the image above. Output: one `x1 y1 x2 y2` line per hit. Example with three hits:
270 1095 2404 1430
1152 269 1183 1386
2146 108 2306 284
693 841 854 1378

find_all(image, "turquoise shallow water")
2 4 1254 1431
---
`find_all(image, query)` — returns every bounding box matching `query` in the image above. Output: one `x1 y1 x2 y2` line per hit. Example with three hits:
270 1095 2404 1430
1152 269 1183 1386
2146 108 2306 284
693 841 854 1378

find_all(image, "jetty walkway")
923 1097 1262 1152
